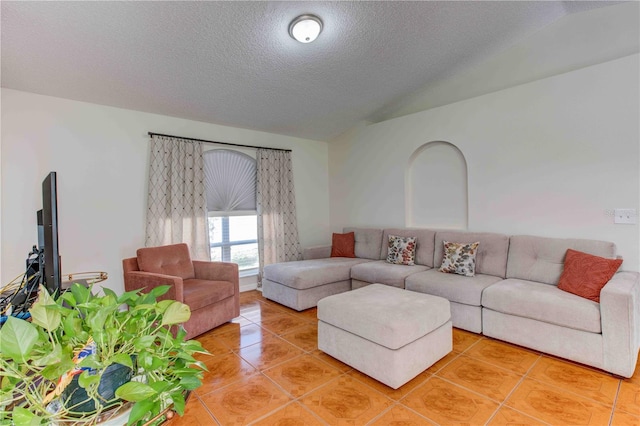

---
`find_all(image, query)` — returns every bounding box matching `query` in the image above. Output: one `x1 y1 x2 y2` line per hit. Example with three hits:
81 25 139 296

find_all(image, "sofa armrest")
193 261 239 289
600 271 640 377
124 271 184 302
303 245 332 260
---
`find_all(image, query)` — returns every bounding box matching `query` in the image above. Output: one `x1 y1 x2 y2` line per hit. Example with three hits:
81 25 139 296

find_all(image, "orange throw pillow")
557 249 623 302
330 232 356 258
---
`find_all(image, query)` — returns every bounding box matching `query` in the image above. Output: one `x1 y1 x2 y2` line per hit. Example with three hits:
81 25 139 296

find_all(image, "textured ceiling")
0 1 620 141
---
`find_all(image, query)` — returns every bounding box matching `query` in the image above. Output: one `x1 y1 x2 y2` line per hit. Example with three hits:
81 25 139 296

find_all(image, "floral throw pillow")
439 241 480 277
386 235 417 266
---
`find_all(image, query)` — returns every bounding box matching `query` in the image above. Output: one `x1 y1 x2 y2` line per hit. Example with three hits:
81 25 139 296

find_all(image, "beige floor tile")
238 334 304 371
424 350 459 374
465 338 540 375
369 404 436 425
250 401 326 425
199 375 291 426
487 406 548 426
452 328 482 353
194 332 233 357
401 376 500 425
505 378 613 425
347 368 432 401
196 352 257 396
611 409 640 426
207 317 253 336
280 323 319 352
258 312 311 335
310 349 353 373
262 354 342 398
240 303 288 323
527 356 619 405
214 323 274 351
300 375 393 425
296 306 318 322
626 354 640 385
437 354 523 402
616 380 640 416
166 394 218 425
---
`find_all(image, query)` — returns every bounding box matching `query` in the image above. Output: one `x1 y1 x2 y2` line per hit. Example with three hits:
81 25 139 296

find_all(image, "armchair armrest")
303 245 332 260
124 271 184 302
600 271 640 377
193 261 239 287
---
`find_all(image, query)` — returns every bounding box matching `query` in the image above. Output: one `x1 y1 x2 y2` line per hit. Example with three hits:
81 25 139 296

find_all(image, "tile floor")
167 290 640 426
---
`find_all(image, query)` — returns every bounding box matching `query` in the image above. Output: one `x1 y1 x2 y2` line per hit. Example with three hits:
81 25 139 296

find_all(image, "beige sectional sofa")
262 227 640 377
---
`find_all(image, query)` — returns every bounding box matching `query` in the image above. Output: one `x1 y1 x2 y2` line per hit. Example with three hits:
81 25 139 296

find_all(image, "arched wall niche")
405 141 469 229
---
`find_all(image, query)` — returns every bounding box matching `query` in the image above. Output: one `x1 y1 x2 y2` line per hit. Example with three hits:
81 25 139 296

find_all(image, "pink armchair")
123 243 239 339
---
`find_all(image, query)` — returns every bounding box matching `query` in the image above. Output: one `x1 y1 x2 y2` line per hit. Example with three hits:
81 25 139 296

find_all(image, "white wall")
1 89 330 292
330 54 640 271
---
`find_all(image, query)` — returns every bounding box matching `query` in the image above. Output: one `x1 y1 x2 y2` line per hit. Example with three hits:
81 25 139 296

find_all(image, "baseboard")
240 282 258 292
239 274 258 292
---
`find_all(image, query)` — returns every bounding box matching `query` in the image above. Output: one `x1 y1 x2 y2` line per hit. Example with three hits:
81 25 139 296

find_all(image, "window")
208 213 258 273
204 149 259 275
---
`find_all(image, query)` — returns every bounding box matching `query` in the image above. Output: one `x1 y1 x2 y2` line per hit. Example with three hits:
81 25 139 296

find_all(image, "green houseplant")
0 283 208 425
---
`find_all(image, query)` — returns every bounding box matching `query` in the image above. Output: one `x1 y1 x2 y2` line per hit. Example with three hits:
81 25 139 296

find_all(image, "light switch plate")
614 209 637 224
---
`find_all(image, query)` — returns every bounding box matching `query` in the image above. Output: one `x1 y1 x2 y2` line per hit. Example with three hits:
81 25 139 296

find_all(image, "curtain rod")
147 132 292 152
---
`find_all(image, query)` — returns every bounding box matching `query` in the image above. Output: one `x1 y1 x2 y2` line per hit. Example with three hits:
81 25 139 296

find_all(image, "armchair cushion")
136 243 195 280
183 279 235 311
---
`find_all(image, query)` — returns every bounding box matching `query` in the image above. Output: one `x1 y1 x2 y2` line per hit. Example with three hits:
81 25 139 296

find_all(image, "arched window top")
204 149 256 212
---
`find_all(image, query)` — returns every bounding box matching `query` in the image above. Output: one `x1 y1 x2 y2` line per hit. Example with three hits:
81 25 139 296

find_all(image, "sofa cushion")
380 228 436 267
330 232 356 258
264 258 372 290
183 279 234 311
350 260 429 288
136 243 195 280
435 231 509 278
557 249 623 302
482 278 602 333
318 284 450 350
507 235 616 285
386 235 417 266
406 269 502 306
439 241 480 277
343 227 383 260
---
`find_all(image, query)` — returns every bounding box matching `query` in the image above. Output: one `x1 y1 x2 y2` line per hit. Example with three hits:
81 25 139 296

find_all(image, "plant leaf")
179 376 202 390
101 287 118 300
11 406 41 426
132 335 156 351
33 342 62 366
87 306 112 333
41 357 75 380
171 391 186 416
127 399 155 425
161 302 191 326
149 285 170 298
70 283 91 305
78 370 100 389
107 353 133 369
29 303 60 332
115 382 157 402
0 316 39 360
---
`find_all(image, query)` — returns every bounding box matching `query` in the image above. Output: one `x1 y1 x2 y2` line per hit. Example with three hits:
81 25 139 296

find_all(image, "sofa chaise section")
262 228 382 310
405 231 509 333
482 235 640 377
350 228 435 289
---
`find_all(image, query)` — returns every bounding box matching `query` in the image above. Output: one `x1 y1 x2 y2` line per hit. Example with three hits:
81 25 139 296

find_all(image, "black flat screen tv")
39 171 61 295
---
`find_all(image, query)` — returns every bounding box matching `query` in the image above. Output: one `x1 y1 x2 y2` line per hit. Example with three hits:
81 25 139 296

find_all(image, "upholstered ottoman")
318 284 452 389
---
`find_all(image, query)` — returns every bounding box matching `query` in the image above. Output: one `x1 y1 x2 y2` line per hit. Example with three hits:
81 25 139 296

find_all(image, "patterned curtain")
256 149 302 286
145 135 210 260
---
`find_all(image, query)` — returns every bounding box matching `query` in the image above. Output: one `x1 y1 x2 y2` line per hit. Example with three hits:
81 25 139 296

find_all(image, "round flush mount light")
289 14 323 43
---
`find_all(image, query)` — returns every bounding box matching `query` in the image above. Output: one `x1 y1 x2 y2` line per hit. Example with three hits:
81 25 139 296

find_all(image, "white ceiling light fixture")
289 14 323 43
